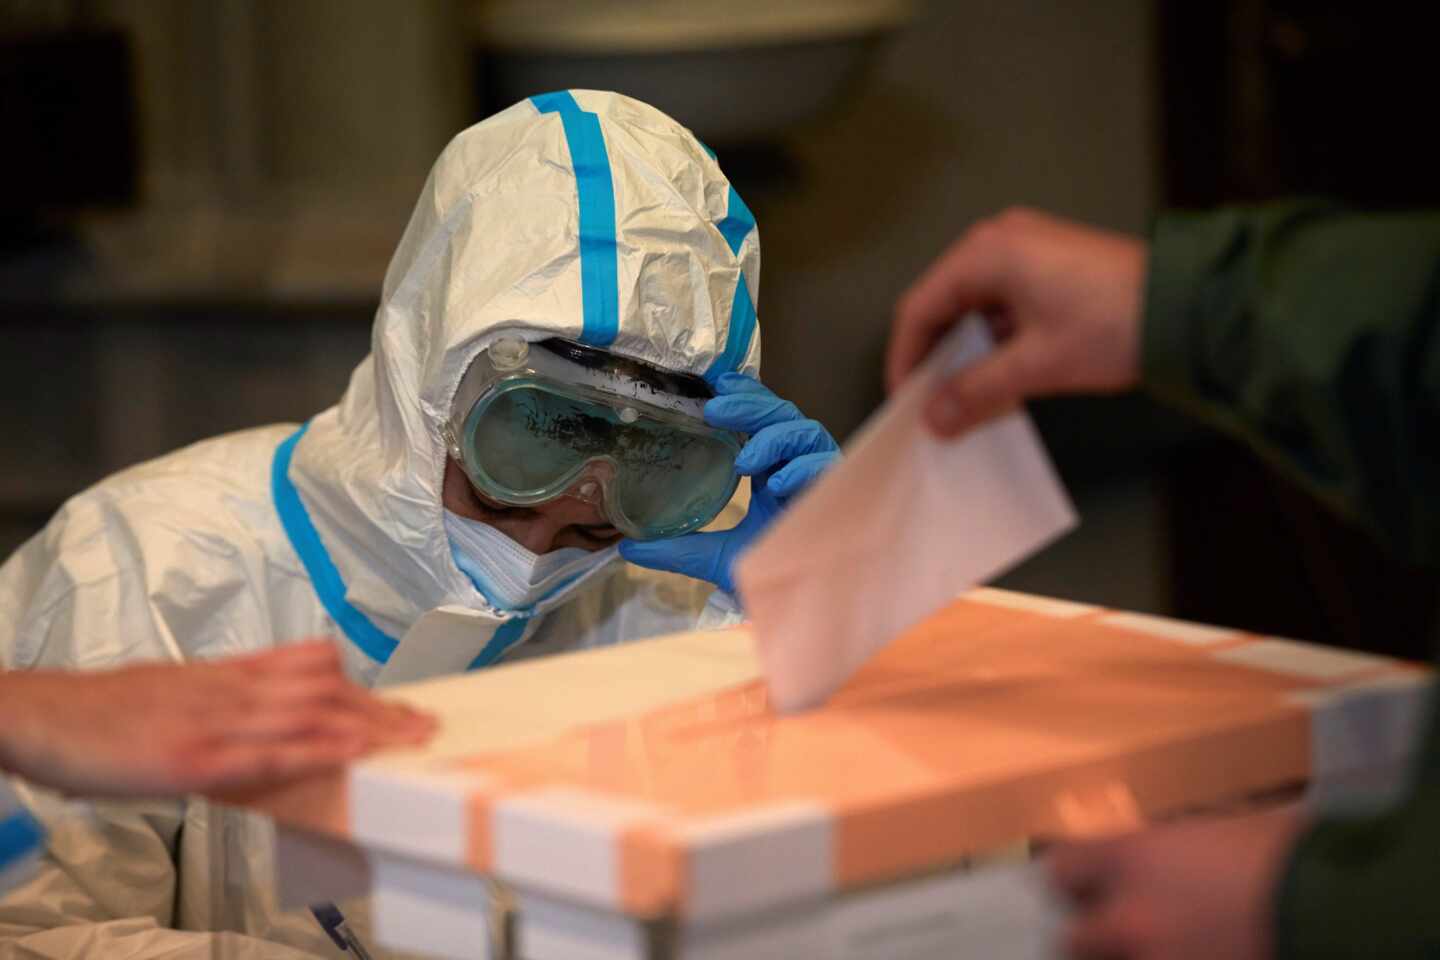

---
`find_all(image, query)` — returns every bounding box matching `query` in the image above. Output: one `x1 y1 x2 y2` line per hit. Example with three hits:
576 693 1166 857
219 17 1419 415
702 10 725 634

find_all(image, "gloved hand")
619 373 840 598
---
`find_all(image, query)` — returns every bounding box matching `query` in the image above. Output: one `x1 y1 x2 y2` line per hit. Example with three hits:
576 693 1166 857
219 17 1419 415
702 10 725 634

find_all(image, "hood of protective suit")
284 90 762 664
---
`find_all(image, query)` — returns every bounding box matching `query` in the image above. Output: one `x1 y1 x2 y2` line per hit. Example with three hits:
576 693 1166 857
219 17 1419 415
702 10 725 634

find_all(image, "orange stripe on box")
834 705 1311 887
466 787 495 872
618 820 682 917
453 764 531 873
229 591 1415 921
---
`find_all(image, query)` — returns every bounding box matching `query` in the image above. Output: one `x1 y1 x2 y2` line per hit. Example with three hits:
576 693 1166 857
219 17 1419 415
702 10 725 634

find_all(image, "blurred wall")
744 0 1165 611
3 0 1166 613
89 0 468 204
753 0 1156 438
1 0 473 558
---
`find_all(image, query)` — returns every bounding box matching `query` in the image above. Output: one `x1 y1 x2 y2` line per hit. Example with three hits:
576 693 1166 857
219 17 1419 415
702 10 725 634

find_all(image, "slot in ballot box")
224 588 1431 959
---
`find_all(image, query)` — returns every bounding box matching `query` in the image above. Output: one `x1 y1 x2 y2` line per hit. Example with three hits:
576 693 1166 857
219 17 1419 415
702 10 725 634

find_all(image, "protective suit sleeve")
696 587 744 630
618 374 841 598
1142 204 1440 958
1142 202 1440 564
0 788 317 959
0 780 43 897
0 506 322 958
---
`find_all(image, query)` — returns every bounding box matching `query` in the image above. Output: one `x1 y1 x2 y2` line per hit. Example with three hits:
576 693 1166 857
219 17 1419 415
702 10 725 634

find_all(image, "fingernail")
929 394 964 433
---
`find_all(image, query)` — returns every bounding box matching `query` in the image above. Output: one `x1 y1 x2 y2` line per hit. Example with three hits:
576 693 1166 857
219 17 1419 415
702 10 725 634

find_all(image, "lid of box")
229 589 1426 922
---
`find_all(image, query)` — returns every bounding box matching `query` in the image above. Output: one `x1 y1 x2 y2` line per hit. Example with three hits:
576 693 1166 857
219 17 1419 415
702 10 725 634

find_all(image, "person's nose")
511 518 561 555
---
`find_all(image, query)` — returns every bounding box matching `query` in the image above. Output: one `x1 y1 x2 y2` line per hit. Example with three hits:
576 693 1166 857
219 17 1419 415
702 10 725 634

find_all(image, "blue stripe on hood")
531 91 620 347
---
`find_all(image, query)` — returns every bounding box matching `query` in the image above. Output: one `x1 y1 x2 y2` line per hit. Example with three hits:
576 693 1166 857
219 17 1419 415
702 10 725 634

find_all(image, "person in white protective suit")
0 90 839 957
0 782 43 901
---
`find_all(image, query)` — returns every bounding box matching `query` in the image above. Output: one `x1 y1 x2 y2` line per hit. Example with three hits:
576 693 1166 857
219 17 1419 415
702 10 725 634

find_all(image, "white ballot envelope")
736 317 1078 712
376 605 506 687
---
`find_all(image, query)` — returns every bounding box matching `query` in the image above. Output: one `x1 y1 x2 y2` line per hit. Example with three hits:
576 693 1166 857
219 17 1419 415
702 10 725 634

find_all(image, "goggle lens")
460 382 740 539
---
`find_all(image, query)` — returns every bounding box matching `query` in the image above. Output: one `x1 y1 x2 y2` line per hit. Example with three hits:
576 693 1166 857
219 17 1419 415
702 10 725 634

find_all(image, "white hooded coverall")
0 784 42 899
0 90 761 958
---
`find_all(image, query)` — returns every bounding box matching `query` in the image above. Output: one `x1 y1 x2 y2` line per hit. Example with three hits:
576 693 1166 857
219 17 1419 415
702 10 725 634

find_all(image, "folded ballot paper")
736 317 1078 712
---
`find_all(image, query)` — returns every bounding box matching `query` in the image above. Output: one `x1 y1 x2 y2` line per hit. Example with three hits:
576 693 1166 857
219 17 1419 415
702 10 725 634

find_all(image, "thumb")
887 226 1010 393
924 334 1047 438
619 534 724 584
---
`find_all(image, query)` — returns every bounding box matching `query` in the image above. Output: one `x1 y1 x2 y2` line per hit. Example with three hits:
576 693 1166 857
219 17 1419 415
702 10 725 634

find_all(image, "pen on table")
311 902 375 960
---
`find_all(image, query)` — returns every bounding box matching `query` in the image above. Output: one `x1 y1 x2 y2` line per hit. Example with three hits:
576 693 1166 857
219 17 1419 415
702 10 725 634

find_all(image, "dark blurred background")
2 0 1435 657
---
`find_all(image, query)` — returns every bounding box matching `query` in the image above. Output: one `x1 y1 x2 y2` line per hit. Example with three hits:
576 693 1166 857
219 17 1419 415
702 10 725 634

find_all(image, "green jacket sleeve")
1273 724 1440 959
1143 202 1440 564
1142 203 1440 959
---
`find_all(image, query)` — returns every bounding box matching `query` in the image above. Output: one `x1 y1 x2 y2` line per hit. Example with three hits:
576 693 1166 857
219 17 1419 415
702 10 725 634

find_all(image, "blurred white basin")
472 0 913 143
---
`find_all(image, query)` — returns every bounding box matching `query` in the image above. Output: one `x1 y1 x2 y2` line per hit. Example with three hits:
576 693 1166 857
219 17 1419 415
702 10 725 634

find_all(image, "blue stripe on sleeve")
272 426 399 664
0 808 44 874
467 616 531 670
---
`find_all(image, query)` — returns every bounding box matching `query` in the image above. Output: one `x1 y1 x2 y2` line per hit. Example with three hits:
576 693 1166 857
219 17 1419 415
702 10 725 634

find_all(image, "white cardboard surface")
1291 672 1432 813
1215 637 1398 681
350 759 494 864
494 788 665 909
827 864 1064 960
375 627 759 761
1097 610 1241 647
371 852 495 960
680 904 827 960
737 319 1077 712
516 893 649 960
966 587 1098 619
679 803 833 923
376 605 507 687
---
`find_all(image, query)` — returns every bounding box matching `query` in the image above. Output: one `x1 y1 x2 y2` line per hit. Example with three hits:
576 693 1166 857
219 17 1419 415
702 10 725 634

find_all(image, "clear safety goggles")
442 336 742 541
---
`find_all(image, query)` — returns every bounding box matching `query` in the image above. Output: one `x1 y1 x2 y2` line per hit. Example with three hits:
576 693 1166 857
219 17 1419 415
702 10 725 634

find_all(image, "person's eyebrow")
472 491 539 518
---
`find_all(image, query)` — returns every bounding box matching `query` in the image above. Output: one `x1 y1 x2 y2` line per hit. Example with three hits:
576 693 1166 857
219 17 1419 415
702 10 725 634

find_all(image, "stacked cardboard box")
232 589 1429 959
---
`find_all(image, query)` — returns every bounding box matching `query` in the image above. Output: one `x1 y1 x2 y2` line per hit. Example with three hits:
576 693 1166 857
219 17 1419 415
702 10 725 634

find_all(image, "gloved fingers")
735 419 840 474
766 450 840 499
714 372 773 396
705 392 803 432
619 534 725 586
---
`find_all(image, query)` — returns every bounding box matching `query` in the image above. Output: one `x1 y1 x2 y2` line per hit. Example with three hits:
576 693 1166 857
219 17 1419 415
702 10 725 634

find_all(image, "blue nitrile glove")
619 373 840 598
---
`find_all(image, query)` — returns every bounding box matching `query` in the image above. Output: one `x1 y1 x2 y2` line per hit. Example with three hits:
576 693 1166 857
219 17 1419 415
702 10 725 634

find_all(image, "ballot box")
228 588 1431 959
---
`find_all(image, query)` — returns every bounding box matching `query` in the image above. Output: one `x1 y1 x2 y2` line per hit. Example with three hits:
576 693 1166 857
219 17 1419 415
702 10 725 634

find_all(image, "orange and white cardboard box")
232 588 1432 959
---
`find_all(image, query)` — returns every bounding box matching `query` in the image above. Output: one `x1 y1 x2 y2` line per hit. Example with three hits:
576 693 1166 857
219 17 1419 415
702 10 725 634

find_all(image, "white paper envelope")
376 605 505 688
736 318 1078 712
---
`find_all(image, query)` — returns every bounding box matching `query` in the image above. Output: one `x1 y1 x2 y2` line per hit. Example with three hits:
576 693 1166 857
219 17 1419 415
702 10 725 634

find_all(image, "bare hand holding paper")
735 317 1078 712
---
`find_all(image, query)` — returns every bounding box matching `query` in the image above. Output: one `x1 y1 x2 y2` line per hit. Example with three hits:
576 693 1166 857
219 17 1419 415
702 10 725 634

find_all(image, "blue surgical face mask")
443 510 618 613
